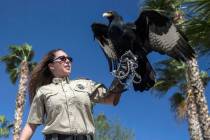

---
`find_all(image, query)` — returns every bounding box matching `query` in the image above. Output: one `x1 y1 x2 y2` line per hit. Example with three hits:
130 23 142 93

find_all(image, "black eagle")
91 10 195 92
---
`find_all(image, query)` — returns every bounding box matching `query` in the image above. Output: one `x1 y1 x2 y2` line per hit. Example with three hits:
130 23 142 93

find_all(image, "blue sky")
0 0 209 140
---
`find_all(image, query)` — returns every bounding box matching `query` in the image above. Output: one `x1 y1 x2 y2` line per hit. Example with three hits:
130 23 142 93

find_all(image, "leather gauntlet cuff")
108 78 127 94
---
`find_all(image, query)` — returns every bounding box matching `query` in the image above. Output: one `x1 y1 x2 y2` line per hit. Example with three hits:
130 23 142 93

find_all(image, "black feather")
91 9 195 92
135 10 195 61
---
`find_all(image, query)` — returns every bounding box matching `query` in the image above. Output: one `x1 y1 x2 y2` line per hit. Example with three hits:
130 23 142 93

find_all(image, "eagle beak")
102 12 112 17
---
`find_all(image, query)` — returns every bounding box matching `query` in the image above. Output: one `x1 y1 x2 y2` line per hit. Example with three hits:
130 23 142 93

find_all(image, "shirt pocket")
73 86 91 106
44 92 59 107
74 87 89 93
44 92 63 116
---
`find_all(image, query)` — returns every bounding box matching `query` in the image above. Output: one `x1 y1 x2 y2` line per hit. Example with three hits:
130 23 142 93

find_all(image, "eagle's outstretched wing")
135 10 195 62
91 23 118 71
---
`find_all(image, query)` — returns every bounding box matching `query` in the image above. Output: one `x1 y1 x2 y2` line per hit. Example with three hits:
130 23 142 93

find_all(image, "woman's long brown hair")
28 49 63 104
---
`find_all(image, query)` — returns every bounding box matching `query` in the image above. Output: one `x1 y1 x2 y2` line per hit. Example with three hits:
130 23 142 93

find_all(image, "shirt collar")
52 77 70 84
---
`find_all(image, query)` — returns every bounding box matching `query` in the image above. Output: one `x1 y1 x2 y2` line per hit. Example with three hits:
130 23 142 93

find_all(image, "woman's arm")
100 91 122 105
99 78 126 105
20 123 37 140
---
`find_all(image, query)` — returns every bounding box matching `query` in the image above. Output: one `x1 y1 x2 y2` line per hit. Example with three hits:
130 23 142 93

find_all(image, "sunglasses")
52 56 73 63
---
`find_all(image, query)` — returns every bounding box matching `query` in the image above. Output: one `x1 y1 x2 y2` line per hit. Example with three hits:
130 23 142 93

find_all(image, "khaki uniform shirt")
27 77 108 135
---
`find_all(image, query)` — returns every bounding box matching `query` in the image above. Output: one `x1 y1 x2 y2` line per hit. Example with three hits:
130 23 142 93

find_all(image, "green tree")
183 0 210 138
142 0 210 139
0 115 13 137
153 59 210 139
184 0 210 54
143 0 185 24
94 113 135 140
0 44 36 140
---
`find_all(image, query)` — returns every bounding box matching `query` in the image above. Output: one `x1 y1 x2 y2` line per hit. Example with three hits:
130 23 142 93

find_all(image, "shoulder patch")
76 84 85 90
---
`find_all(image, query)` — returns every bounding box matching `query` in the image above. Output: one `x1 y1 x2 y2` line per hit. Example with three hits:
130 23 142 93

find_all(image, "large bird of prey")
91 10 195 92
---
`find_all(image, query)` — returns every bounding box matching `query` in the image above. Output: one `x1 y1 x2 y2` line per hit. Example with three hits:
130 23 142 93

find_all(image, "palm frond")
151 59 187 96
22 43 33 61
184 19 210 52
155 59 186 83
152 80 176 95
0 43 35 84
200 70 210 87
8 68 19 84
184 0 210 20
28 62 37 72
170 92 187 120
0 115 10 137
143 0 185 17
183 0 210 55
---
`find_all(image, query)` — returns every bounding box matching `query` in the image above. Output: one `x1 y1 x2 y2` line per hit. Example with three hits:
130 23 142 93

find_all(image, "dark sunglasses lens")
59 56 73 62
53 56 73 62
59 56 67 61
68 57 73 62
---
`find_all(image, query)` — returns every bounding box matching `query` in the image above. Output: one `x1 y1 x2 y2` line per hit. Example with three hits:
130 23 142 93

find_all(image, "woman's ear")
48 63 54 70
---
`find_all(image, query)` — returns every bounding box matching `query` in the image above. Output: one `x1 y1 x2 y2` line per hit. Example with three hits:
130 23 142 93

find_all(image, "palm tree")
184 0 210 54
184 0 210 138
0 115 12 137
143 0 184 23
142 0 210 139
0 44 36 140
186 58 210 139
153 58 210 139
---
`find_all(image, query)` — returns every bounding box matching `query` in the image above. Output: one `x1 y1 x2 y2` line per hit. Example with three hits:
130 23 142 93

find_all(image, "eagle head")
102 11 120 23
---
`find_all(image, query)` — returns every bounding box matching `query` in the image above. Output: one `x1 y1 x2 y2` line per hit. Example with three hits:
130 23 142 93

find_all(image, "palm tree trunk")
187 58 210 140
176 8 208 140
186 87 203 140
170 6 210 139
13 61 29 140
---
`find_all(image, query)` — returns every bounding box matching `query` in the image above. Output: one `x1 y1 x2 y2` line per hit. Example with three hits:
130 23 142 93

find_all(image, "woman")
20 49 126 140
